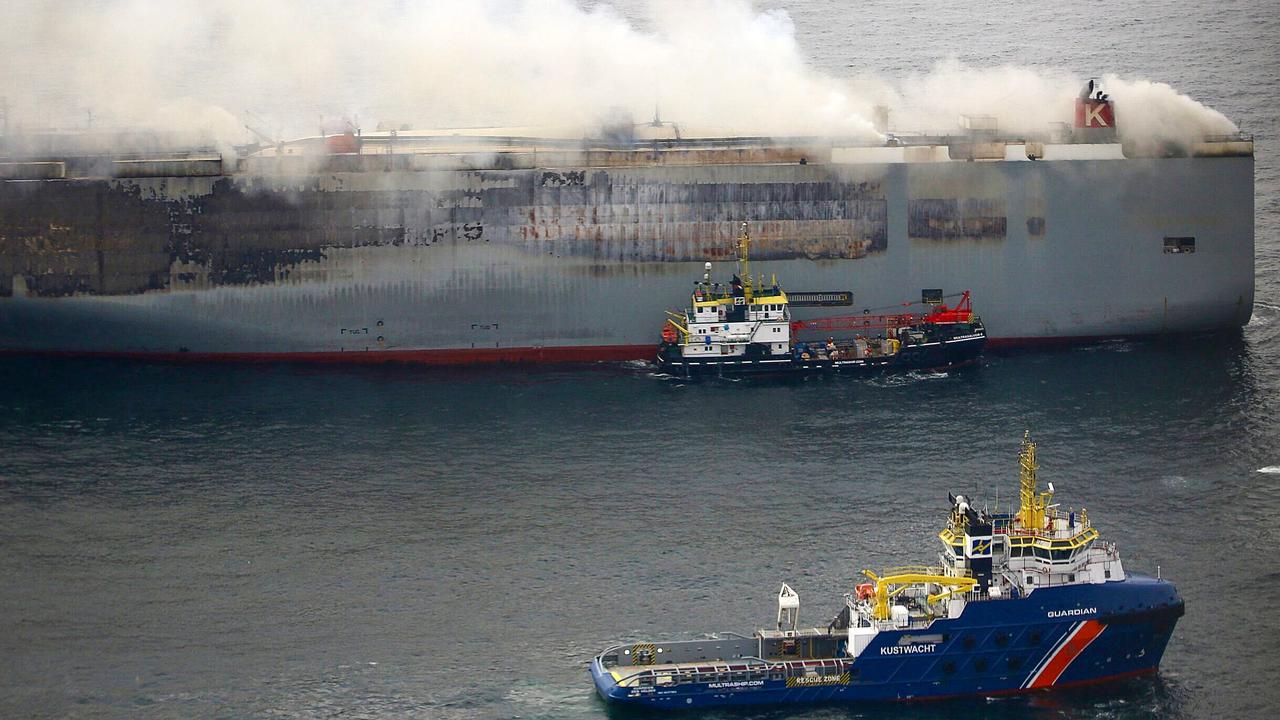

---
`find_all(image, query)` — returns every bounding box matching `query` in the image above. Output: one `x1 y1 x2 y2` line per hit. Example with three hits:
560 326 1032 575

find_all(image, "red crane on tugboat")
788 291 976 336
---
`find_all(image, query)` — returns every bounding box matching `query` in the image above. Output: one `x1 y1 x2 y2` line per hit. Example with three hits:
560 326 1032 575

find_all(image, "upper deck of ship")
0 108 1255 182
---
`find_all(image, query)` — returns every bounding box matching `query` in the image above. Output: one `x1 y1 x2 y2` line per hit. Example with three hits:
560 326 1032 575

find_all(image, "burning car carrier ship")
0 88 1254 363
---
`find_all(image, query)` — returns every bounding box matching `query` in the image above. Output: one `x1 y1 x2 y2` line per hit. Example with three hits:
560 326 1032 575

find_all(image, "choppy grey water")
2 1 1278 718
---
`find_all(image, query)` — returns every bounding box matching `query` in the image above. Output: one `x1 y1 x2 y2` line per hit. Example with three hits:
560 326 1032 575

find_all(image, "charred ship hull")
0 132 1254 363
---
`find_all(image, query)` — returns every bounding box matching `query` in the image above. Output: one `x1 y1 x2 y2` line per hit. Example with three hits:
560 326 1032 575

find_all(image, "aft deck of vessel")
604 655 850 687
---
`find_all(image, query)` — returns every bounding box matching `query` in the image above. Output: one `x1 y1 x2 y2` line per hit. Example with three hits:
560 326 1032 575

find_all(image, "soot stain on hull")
1 168 892 298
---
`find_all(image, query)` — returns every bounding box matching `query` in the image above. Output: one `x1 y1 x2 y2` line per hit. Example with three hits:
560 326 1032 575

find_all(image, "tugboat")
590 433 1184 709
656 225 985 376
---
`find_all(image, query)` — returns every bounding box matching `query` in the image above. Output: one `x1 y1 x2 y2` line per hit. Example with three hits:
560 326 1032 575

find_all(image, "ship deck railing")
994 513 1095 541
604 655 849 688
879 564 973 579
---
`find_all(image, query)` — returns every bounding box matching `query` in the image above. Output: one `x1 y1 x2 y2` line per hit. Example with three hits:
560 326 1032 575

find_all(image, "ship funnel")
1075 78 1115 129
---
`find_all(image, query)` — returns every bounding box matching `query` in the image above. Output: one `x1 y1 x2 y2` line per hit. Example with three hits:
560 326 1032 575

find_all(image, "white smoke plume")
0 0 1238 152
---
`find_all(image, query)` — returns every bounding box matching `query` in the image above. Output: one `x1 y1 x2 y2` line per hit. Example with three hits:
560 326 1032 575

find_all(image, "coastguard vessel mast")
1018 431 1053 530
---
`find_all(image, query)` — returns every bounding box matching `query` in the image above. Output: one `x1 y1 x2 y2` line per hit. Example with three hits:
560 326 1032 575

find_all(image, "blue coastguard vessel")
590 433 1183 708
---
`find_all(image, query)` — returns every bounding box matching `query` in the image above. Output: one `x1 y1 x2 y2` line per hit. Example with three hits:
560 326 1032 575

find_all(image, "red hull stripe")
907 666 1157 704
1031 620 1106 688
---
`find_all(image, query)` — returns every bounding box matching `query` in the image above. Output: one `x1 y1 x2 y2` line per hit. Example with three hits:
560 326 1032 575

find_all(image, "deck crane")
789 291 975 335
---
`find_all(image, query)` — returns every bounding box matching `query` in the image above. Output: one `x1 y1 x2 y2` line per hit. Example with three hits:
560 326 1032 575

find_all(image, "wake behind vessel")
656 224 985 376
590 433 1183 709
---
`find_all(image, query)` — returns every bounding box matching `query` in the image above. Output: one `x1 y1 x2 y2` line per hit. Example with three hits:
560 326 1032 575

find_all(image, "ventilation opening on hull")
1164 237 1196 254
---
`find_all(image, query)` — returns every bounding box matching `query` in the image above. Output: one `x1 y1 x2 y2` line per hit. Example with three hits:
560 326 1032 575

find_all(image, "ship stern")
589 656 628 704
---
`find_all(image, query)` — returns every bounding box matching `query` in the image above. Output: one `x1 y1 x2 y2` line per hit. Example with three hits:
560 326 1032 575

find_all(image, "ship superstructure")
659 226 795 366
0 88 1253 363
590 433 1183 708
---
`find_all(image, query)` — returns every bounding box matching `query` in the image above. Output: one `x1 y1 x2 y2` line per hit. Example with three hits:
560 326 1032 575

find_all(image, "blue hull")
592 575 1181 709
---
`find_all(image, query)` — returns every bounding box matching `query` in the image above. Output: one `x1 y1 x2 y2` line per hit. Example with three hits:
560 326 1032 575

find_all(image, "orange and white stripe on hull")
1023 620 1106 689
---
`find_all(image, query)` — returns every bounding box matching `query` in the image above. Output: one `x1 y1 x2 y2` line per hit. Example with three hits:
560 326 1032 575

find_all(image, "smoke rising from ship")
0 0 1238 152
